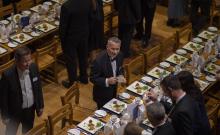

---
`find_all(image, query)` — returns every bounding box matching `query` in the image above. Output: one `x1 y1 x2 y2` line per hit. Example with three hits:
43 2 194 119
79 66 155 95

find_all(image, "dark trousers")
118 23 135 58
136 0 156 41
191 0 211 33
64 38 88 84
5 106 35 135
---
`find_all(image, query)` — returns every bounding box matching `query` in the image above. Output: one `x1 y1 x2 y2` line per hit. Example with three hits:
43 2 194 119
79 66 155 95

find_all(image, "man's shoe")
62 80 72 88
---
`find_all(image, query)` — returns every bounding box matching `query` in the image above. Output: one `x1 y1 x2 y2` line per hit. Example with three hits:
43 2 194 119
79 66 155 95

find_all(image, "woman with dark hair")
176 71 211 135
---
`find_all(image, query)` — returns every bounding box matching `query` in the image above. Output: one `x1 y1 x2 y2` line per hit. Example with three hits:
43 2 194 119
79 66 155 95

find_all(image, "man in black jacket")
1 47 44 135
146 102 176 135
90 37 126 109
134 0 157 48
114 0 141 58
59 0 93 87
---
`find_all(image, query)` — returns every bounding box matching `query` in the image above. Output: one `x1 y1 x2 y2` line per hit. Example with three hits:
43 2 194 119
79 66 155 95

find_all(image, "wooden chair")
35 39 58 83
205 96 220 135
124 54 145 86
175 23 192 50
160 34 176 60
25 120 49 135
60 83 94 124
144 45 161 72
0 4 14 19
15 0 34 13
48 103 75 135
0 59 14 75
210 0 220 26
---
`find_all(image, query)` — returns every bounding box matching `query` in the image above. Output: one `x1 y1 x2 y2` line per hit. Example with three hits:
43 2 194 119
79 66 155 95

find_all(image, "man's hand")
146 90 158 102
107 77 117 85
117 75 126 83
37 108 44 117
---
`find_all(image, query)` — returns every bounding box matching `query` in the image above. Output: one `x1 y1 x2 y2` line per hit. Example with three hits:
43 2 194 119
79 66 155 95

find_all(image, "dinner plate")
0 47 7 54
208 26 218 32
31 31 40 37
43 1 52 5
182 42 204 52
192 37 203 43
0 38 9 43
198 30 217 40
0 20 9 25
119 92 130 99
22 10 31 16
8 42 18 48
176 49 187 55
141 76 153 83
54 20 59 26
126 81 151 96
159 62 170 68
67 129 80 135
205 75 216 82
94 110 107 118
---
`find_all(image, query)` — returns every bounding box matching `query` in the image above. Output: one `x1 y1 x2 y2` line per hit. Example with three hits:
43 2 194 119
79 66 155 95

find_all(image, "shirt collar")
175 92 186 104
17 67 30 77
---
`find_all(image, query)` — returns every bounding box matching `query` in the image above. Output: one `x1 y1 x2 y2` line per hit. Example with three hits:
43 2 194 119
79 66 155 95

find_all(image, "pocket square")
33 77 38 82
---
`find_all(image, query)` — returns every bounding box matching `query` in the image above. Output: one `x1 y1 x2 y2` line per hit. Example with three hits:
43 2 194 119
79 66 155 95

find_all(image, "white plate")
159 62 170 68
94 110 107 118
30 4 42 12
182 42 204 52
0 38 9 43
77 117 104 134
0 47 7 54
31 31 40 37
35 23 56 33
208 26 218 32
166 54 188 65
22 10 31 16
192 37 203 43
22 28 32 33
205 75 216 82
204 63 220 75
119 92 130 99
54 20 59 26
147 67 170 79
198 30 217 40
176 49 187 55
194 78 210 91
0 20 9 25
10 33 33 43
67 129 80 135
8 42 18 48
103 98 127 114
43 1 52 5
141 76 153 83
7 14 22 23
126 81 151 96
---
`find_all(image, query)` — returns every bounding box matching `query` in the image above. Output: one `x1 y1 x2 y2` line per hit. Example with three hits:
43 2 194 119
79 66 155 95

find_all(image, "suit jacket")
59 0 92 53
1 63 44 120
153 121 176 135
169 95 198 135
114 0 141 24
90 51 124 103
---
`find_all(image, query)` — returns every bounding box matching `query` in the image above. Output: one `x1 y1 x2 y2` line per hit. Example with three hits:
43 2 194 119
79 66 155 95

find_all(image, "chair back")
161 34 176 59
206 102 220 128
60 83 80 106
124 55 145 86
25 120 49 135
15 0 34 13
176 23 192 49
48 103 73 135
0 4 14 19
0 59 14 75
144 45 161 72
35 39 58 67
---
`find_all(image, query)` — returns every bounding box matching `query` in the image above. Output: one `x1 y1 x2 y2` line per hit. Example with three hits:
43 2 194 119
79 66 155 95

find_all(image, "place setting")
103 98 127 115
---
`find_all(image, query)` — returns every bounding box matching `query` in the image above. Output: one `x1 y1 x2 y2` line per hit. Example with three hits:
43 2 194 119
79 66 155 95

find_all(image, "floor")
0 5 182 135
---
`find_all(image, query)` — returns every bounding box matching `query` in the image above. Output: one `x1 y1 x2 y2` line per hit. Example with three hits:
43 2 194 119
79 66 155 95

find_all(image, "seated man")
146 102 176 135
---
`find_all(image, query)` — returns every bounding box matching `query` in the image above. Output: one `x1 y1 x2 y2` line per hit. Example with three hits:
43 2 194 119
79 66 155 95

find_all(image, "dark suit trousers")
136 0 156 41
119 23 135 58
5 106 35 135
64 38 88 83
191 0 211 33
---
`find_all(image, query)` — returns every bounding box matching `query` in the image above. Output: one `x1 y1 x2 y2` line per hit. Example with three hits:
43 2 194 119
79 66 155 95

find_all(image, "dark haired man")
1 47 44 135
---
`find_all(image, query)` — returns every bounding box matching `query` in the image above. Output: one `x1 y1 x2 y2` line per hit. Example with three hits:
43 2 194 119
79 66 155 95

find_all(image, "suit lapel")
105 52 113 77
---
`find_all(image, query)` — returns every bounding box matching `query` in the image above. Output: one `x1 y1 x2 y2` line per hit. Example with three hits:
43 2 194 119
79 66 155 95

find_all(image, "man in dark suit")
146 102 176 135
191 0 212 35
90 37 126 109
134 0 157 48
59 0 93 88
114 0 141 58
1 47 44 135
